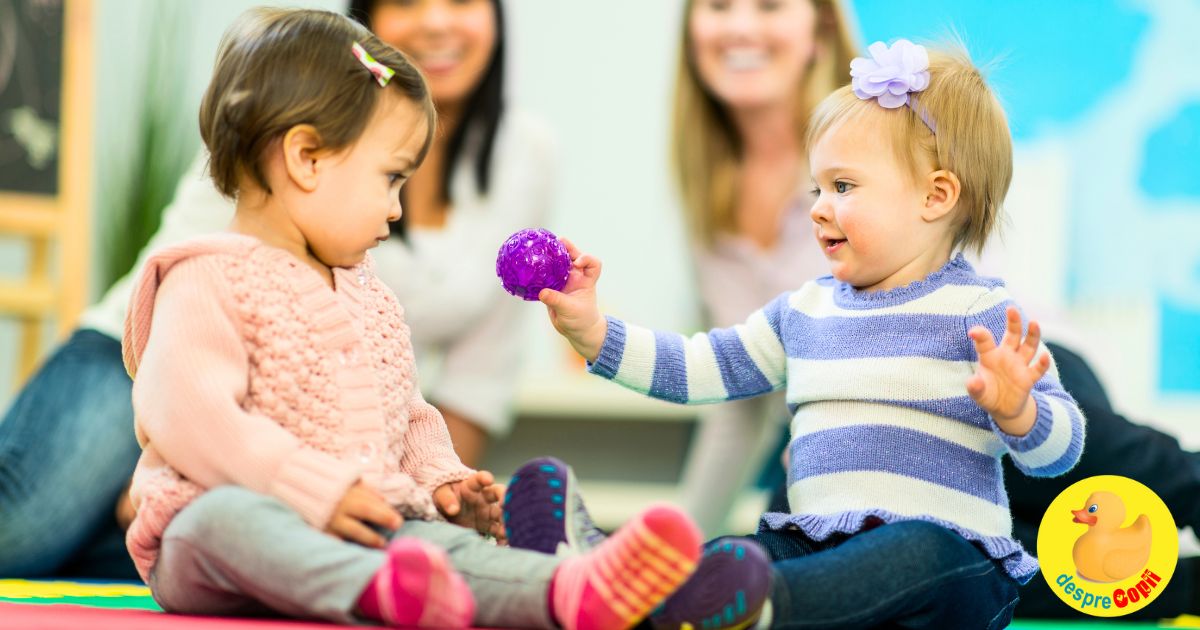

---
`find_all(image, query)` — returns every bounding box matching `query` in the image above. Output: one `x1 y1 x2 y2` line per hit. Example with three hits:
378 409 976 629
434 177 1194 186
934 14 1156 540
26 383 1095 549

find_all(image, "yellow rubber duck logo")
1037 475 1176 617
1070 491 1151 583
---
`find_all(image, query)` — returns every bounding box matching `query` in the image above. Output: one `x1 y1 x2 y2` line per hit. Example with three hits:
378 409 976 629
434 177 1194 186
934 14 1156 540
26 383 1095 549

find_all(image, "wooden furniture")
0 0 94 386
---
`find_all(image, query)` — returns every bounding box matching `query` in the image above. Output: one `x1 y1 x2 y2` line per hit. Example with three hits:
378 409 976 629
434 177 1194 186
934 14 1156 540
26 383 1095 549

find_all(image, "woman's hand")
326 481 404 549
433 470 507 543
966 306 1051 436
538 238 608 362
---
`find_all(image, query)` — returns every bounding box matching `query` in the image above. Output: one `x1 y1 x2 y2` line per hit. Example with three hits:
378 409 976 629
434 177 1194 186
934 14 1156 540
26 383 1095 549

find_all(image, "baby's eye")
388 173 406 187
834 181 851 194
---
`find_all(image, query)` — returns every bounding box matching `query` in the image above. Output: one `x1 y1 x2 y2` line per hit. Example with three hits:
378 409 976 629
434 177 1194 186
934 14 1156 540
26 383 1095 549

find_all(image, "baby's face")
292 92 429 268
808 110 951 291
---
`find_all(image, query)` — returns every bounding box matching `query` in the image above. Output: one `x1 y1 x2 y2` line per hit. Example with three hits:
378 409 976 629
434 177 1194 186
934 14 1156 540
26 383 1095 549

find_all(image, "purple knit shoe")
504 456 607 556
649 538 772 630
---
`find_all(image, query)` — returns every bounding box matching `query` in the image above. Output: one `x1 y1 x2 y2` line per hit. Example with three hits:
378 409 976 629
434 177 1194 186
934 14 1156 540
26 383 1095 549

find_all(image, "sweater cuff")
270 448 362 528
587 316 626 379
416 460 475 494
995 393 1054 452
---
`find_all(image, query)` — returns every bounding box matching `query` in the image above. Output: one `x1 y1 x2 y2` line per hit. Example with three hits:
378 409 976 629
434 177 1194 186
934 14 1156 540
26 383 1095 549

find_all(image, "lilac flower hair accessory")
850 39 936 133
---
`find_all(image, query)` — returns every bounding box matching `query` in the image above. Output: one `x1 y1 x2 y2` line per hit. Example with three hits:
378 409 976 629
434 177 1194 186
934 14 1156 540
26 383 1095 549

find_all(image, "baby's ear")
280 124 324 192
922 169 961 223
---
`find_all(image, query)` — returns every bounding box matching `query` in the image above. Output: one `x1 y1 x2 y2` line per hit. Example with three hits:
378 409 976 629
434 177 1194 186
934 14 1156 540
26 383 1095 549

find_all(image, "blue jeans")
0 329 141 578
746 521 1019 629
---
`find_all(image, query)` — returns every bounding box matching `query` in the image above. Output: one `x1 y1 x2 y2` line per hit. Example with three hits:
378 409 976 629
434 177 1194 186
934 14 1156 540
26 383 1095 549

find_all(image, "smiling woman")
348 0 555 467
670 0 857 537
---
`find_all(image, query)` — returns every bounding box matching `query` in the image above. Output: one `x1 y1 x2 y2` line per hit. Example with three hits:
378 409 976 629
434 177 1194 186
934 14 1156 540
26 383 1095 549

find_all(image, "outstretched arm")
540 239 789 404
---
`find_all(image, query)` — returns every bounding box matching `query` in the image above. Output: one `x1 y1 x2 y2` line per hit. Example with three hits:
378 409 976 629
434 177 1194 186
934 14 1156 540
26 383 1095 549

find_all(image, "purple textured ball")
496 228 571 301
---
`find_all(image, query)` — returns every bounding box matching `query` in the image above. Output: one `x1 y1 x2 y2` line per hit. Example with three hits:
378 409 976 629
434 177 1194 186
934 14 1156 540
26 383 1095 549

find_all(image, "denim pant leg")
151 486 384 623
0 329 141 578
751 522 1019 629
397 520 561 629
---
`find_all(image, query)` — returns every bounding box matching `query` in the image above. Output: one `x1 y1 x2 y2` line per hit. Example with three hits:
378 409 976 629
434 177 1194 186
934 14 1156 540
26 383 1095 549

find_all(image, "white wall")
506 0 700 381
3 1 1195 451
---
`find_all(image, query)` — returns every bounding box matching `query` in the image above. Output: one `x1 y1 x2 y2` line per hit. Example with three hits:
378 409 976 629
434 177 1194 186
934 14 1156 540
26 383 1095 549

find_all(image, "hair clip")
850 39 936 134
351 41 395 88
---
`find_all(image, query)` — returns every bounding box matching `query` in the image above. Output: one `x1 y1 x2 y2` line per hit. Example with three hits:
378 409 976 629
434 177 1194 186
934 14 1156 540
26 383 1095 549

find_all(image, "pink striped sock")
356 537 475 628
551 504 701 630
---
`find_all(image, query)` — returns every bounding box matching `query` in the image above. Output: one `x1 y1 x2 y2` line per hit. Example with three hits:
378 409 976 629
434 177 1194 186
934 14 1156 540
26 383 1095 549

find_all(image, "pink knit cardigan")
122 234 473 582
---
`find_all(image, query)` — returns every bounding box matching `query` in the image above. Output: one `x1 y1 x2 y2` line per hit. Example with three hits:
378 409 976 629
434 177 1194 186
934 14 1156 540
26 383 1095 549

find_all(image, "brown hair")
806 42 1012 254
199 7 436 198
672 0 858 246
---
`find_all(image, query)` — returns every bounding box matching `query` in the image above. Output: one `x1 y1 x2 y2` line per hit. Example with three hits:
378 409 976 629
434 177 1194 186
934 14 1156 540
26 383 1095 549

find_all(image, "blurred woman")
670 0 855 535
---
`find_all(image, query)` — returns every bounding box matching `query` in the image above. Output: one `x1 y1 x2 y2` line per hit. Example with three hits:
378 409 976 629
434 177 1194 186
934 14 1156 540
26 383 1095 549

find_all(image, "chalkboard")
0 0 64 196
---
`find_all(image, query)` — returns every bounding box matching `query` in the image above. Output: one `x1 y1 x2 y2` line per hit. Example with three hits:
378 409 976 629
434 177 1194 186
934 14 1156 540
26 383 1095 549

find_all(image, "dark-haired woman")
0 0 554 579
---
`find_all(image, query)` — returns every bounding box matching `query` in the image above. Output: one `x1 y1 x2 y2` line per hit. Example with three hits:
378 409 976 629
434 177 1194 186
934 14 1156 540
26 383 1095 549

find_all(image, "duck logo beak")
1072 509 1098 525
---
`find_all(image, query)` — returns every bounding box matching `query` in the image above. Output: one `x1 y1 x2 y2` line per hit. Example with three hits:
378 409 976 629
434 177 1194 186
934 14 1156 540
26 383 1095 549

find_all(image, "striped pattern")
590 255 1086 583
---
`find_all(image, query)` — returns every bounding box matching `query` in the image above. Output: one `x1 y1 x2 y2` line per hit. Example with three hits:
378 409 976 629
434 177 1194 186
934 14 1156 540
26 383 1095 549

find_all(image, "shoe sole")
649 539 771 630
505 456 585 555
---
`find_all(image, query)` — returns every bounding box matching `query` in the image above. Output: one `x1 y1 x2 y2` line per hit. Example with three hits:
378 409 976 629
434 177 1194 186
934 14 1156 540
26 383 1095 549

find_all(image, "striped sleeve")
964 295 1087 477
588 293 790 404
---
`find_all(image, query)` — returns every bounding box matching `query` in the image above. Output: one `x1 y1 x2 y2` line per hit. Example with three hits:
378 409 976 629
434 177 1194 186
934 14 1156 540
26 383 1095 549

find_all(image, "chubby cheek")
838 210 882 264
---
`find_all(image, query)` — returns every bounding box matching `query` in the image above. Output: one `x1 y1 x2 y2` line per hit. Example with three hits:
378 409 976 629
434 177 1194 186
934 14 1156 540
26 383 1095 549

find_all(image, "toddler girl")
123 8 701 628
526 39 1086 628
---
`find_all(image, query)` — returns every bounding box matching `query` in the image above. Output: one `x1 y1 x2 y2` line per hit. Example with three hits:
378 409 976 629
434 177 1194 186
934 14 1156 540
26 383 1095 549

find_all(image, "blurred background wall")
1 0 1196 453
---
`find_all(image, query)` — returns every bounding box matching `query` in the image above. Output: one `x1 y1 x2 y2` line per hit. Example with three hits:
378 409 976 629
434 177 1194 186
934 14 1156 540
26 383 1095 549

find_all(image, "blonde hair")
805 42 1012 255
672 0 858 246
199 8 436 198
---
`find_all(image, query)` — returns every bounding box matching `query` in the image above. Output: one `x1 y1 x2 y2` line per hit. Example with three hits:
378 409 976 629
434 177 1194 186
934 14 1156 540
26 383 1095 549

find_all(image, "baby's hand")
538 238 607 362
434 470 507 543
327 481 403 549
966 306 1051 436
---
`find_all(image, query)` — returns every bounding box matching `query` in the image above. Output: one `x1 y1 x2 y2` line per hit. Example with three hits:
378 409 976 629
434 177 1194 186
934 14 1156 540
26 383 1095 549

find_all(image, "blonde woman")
672 0 856 535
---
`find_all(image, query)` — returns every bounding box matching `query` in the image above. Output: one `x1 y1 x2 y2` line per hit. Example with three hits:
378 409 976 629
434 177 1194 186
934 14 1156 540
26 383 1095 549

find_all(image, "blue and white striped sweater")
590 255 1085 583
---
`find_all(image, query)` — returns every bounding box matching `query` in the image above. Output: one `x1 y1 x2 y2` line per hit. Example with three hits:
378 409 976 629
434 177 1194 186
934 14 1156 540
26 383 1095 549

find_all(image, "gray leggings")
149 486 561 627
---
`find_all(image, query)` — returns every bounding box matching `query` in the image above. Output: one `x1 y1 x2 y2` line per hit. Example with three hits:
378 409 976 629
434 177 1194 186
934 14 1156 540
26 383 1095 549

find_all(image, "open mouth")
823 238 847 252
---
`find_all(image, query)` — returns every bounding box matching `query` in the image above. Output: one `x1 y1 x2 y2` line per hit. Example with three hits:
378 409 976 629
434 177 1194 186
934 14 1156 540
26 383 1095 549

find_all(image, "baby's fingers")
968 325 998 355
539 288 568 310
1002 307 1024 350
560 237 581 260
965 373 986 401
330 516 387 549
468 471 495 492
1030 351 1051 380
1019 319 1042 364
433 484 461 517
571 254 602 282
